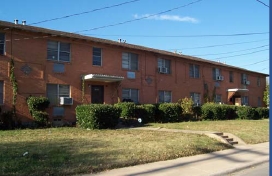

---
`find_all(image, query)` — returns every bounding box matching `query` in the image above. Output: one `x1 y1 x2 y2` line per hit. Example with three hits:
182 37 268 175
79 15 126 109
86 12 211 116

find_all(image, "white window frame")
158 58 171 74
213 68 221 80
122 52 138 71
122 88 139 103
47 40 71 62
93 47 102 66
0 33 5 55
189 64 200 78
190 92 201 106
46 84 70 105
158 90 172 103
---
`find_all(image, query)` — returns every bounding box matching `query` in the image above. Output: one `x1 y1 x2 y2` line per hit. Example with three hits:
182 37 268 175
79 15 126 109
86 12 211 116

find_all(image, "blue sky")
1 0 269 75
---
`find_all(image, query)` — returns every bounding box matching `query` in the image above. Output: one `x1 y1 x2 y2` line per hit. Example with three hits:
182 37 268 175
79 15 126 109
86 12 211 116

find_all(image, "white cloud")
133 14 199 23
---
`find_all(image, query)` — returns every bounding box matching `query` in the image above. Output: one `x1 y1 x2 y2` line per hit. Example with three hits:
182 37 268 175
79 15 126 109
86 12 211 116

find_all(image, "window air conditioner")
216 76 224 81
245 80 250 85
158 67 168 74
60 97 73 105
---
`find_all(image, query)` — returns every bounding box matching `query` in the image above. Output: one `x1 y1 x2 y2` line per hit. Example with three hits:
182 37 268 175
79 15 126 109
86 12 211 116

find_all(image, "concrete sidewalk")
86 142 269 176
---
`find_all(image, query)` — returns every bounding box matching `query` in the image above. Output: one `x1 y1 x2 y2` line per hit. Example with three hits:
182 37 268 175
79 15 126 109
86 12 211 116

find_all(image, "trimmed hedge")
158 103 182 123
201 103 238 120
255 107 269 119
76 104 121 129
26 96 50 127
236 106 259 120
114 102 136 119
135 104 156 123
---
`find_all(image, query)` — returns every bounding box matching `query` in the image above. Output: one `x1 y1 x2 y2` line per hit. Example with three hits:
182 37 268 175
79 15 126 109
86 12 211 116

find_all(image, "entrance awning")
83 74 124 83
227 88 249 92
227 88 249 102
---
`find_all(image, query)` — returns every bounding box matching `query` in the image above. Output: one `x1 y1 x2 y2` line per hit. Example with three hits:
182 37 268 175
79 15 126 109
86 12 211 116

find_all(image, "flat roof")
0 20 268 77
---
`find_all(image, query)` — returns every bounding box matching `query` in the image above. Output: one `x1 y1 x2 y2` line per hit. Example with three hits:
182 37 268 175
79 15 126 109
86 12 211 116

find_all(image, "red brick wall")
0 29 267 124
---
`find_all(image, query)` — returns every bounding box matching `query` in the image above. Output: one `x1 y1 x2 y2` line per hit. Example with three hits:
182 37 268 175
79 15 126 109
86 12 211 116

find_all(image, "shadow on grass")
0 139 125 176
117 145 269 176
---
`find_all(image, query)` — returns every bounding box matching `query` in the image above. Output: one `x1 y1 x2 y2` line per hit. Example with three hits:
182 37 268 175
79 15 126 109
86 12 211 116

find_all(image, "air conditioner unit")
216 76 224 81
60 97 73 105
245 80 250 85
158 67 168 74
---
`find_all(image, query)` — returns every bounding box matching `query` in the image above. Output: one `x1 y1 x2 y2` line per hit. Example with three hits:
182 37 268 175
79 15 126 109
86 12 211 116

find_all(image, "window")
158 91 172 103
257 77 261 86
190 92 201 105
189 64 200 78
93 47 102 66
212 68 221 80
53 107 64 117
53 63 65 73
46 84 70 105
122 52 138 71
122 88 139 103
214 94 222 103
47 41 70 62
241 96 249 106
0 81 3 104
0 33 5 55
241 73 248 84
229 71 233 83
158 58 171 74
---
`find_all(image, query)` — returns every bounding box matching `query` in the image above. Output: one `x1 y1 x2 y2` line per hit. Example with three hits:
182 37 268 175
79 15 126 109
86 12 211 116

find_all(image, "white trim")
227 88 249 92
84 74 124 82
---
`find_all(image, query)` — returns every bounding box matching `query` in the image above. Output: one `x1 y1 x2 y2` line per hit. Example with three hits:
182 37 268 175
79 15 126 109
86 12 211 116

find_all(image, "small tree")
263 84 269 107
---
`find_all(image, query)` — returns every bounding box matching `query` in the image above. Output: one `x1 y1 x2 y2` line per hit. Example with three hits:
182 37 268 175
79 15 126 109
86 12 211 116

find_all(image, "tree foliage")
263 84 269 107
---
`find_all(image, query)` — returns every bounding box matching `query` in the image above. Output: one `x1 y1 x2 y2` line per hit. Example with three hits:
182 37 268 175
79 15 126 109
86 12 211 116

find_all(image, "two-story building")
0 20 268 125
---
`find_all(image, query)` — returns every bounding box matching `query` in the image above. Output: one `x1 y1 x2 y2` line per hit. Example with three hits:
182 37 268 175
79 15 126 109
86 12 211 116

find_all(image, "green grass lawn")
0 128 231 176
149 119 269 144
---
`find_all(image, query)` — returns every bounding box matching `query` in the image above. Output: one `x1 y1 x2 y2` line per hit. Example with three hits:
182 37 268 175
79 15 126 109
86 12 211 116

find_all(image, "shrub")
0 110 15 130
32 111 48 127
26 96 50 127
114 102 136 119
201 103 237 120
255 107 269 119
27 96 50 113
201 103 215 120
236 106 259 120
76 104 121 129
192 106 202 121
158 103 182 123
135 104 156 123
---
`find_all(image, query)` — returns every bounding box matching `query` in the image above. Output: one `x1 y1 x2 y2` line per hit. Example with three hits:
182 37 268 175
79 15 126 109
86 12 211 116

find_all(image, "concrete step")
230 141 239 145
214 132 239 145
226 138 234 142
214 132 224 136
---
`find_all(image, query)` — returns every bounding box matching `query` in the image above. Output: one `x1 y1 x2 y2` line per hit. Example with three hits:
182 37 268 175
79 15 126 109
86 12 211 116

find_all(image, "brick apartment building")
0 20 268 125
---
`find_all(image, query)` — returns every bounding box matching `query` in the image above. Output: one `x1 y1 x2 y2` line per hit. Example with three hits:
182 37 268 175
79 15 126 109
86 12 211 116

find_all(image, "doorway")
91 85 104 104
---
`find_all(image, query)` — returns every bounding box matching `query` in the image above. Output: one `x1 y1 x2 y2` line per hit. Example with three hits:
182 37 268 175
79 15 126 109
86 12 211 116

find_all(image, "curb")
211 159 269 176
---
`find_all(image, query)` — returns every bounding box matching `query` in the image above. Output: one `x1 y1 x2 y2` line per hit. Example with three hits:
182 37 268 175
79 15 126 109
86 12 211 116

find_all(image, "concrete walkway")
87 142 269 176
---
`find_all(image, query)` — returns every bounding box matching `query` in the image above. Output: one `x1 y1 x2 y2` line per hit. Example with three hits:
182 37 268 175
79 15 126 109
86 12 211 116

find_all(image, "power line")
171 39 268 50
255 0 269 7
74 0 204 33
82 32 269 38
29 0 141 25
189 45 269 56
210 48 268 60
239 59 269 67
